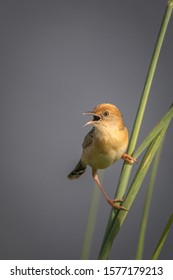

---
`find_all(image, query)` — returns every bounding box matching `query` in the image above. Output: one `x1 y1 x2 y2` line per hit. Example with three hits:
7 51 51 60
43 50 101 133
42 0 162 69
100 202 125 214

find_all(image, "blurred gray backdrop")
0 0 173 260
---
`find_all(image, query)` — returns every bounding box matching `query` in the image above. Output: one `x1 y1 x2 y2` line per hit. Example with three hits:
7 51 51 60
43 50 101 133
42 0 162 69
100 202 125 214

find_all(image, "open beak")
83 111 101 126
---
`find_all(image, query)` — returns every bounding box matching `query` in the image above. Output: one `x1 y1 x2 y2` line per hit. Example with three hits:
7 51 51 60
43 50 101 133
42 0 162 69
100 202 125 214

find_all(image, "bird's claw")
122 153 137 165
106 198 128 211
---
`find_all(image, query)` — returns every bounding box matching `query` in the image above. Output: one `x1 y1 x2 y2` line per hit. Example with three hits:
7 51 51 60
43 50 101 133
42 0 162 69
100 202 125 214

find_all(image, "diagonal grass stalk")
151 213 173 259
80 172 102 259
116 0 173 199
135 139 164 259
133 105 173 159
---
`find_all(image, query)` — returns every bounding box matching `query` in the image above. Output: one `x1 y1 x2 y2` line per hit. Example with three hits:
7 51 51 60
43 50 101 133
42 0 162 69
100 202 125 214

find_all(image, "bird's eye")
103 111 109 117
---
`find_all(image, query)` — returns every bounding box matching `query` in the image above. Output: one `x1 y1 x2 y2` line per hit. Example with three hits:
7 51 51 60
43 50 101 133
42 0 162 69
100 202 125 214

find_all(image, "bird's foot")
106 198 128 211
122 153 137 165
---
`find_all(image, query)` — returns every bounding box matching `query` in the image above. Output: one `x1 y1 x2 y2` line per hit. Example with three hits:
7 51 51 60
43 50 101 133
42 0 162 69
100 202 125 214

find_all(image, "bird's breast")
82 126 128 170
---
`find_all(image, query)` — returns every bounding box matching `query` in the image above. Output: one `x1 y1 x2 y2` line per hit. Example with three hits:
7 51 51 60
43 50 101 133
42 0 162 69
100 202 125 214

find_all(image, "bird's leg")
121 153 137 165
92 170 128 211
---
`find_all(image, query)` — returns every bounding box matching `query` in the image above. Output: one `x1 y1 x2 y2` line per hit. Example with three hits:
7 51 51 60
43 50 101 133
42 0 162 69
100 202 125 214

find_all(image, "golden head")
83 103 125 130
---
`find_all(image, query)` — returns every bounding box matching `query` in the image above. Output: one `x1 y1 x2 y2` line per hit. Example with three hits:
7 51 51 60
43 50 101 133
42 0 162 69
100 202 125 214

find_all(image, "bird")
68 103 136 210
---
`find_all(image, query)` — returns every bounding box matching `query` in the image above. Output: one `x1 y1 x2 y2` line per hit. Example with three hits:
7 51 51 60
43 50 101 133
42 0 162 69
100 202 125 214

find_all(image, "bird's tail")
68 160 87 179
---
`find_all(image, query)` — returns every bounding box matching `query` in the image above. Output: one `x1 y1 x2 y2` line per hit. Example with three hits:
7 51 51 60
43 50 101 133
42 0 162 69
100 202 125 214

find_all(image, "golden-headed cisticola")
68 103 136 210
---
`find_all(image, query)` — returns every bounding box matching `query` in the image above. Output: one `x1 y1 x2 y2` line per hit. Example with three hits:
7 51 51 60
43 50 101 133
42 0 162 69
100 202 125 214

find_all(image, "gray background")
0 0 173 260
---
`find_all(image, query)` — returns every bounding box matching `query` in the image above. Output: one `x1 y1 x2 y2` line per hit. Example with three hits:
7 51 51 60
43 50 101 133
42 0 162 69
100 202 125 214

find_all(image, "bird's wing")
82 127 95 149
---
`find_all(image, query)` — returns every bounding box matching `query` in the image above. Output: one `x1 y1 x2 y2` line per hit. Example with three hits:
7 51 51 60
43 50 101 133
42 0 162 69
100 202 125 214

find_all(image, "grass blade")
152 214 173 260
80 173 102 259
135 139 164 259
134 105 173 159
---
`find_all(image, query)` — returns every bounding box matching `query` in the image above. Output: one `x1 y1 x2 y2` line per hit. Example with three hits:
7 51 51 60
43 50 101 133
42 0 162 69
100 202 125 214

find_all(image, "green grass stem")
80 175 101 259
151 213 173 259
133 105 173 159
135 139 164 259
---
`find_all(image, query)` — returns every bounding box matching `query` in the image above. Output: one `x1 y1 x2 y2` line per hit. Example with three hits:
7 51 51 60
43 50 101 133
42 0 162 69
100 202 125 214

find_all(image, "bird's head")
83 103 125 130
